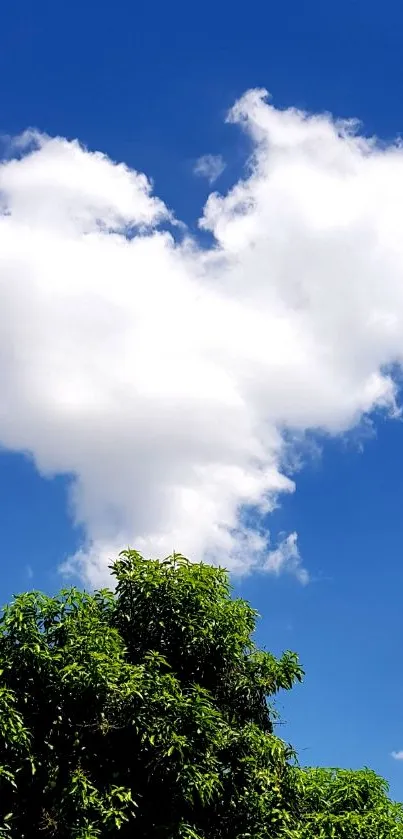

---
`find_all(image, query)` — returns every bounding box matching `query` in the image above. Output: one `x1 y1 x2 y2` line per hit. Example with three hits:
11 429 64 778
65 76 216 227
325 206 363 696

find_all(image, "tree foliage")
290 767 403 838
0 549 401 838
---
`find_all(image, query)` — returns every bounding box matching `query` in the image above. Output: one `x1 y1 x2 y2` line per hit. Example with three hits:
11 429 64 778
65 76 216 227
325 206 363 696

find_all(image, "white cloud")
391 751 403 760
264 533 308 585
25 564 34 581
1 89 403 586
194 153 226 184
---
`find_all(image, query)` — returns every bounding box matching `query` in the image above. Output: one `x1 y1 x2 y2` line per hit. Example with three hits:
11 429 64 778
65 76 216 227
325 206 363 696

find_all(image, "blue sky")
2 0 403 800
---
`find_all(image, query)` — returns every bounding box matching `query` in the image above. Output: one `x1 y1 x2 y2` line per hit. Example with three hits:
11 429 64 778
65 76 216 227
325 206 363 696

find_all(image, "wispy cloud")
194 153 226 184
391 750 403 760
264 533 309 585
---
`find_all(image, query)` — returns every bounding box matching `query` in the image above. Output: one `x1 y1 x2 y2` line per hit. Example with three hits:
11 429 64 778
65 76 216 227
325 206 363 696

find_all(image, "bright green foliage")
0 548 401 838
0 550 302 838
288 767 403 838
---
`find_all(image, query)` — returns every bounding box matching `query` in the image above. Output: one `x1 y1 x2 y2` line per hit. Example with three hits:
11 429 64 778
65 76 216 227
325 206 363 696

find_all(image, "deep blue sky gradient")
1 0 403 798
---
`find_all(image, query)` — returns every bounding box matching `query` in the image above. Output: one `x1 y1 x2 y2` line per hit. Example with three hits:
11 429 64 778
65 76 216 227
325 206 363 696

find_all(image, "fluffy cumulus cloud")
1 89 403 586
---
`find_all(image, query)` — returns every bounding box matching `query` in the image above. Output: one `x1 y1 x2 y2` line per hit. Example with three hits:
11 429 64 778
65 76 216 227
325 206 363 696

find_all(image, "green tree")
0 549 401 839
288 767 403 838
0 550 302 838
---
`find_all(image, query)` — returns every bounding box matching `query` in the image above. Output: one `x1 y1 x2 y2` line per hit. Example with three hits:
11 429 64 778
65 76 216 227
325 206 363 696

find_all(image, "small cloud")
391 750 403 760
264 532 309 585
194 153 226 184
25 564 34 581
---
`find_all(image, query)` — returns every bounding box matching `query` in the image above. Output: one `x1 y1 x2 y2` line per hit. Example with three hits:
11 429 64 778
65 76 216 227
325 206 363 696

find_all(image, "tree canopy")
0 549 401 838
